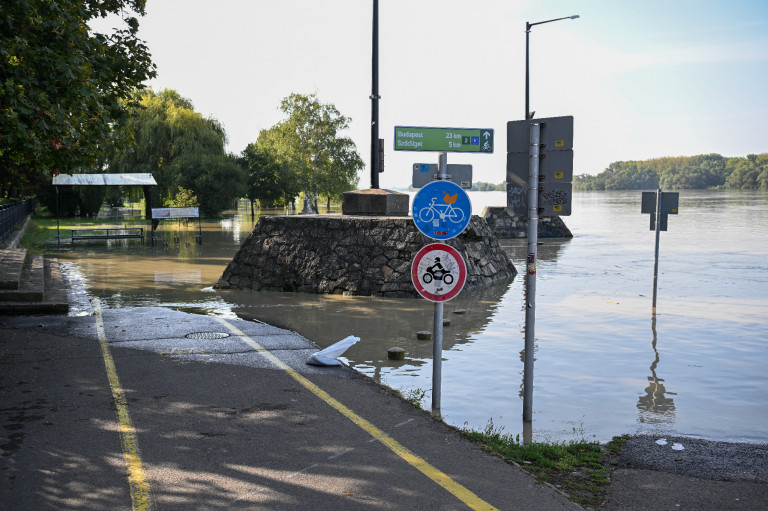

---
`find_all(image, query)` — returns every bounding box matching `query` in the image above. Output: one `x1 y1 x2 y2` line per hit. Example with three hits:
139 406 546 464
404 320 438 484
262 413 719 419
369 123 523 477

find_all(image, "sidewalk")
1 307 581 510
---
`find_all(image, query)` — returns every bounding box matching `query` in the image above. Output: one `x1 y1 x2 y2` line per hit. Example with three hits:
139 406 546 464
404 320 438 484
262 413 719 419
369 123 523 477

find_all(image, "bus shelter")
51 173 157 245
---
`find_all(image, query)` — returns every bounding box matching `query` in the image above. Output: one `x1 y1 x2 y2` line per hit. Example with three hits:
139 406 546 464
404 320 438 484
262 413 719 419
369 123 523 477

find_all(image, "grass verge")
462 421 630 508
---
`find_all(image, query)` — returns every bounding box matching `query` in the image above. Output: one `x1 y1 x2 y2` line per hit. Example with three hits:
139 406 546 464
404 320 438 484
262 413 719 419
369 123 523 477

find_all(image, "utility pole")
370 0 380 189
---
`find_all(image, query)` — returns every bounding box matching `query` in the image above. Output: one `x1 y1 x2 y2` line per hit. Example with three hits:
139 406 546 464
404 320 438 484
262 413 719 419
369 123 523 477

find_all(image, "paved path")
1 306 580 510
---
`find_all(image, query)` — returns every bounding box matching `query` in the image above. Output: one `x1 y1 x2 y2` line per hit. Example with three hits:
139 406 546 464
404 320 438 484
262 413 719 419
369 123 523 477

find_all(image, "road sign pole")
431 152 448 413
438 152 447 179
432 301 444 412
523 122 541 424
652 188 662 313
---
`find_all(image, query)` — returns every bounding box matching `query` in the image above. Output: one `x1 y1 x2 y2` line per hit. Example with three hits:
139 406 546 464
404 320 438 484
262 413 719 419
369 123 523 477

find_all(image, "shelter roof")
52 173 157 186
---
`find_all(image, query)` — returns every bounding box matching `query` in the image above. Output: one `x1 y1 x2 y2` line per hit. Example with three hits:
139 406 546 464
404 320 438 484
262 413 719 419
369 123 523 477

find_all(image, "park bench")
71 227 144 244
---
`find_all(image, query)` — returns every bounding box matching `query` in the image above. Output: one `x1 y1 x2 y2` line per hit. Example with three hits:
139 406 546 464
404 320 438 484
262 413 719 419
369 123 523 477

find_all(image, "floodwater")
51 191 768 444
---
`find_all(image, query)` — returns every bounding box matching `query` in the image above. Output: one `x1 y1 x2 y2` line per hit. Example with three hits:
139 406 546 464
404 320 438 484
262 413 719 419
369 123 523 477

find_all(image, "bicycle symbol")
418 191 466 224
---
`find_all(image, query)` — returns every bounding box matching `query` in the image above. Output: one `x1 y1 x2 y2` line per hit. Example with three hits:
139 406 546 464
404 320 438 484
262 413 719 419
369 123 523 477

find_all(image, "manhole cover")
185 332 231 340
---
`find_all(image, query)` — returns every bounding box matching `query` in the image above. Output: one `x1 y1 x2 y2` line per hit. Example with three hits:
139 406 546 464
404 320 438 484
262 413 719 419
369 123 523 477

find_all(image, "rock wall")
482 207 573 238
215 215 517 298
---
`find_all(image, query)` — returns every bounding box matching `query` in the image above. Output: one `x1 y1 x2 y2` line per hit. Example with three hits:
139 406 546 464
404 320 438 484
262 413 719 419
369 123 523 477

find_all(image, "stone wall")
482 207 573 238
214 215 517 298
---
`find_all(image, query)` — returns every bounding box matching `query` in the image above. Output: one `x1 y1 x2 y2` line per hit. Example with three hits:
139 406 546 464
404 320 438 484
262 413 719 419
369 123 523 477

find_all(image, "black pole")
525 16 579 121
55 185 60 247
525 22 531 120
370 0 380 189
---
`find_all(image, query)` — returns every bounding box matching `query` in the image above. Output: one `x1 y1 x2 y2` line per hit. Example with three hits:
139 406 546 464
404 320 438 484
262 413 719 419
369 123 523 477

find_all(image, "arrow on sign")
483 131 491 140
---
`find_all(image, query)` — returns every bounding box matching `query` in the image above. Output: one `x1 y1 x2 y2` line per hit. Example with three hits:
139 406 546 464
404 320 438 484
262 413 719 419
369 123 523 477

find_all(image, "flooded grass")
462 421 630 507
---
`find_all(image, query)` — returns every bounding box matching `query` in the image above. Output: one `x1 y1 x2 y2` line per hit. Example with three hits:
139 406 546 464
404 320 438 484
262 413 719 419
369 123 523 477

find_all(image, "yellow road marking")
93 298 155 511
217 318 498 511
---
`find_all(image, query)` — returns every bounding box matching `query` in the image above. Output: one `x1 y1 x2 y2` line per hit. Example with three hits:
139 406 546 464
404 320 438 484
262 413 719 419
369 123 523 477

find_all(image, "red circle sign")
411 243 467 302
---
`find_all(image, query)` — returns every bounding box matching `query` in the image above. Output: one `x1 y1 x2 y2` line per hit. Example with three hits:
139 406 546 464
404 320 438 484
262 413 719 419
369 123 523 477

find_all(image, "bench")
71 227 144 244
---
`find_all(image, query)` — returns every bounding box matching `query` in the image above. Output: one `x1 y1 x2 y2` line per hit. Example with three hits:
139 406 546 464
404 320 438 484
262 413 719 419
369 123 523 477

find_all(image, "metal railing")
0 199 37 246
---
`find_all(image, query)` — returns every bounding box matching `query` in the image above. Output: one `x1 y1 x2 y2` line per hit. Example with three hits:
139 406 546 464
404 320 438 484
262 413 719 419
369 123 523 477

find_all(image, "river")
52 190 768 444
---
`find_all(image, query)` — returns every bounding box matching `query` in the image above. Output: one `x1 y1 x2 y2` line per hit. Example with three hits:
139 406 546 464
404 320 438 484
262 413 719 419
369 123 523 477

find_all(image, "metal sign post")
652 190 662 312
506 116 573 424
523 122 541 423
411 242 467 411
641 190 679 313
409 149 473 413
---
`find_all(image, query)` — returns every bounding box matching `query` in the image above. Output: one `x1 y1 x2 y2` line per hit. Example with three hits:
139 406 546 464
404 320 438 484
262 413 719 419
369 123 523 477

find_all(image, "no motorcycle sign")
411 243 467 302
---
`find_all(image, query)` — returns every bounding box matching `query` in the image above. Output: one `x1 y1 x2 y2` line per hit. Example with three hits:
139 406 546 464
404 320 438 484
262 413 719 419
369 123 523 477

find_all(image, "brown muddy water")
50 191 768 444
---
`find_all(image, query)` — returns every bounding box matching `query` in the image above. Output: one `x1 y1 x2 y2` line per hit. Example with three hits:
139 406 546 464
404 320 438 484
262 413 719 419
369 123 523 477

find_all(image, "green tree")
724 154 768 189
659 154 726 189
258 93 362 213
107 89 229 204
173 153 245 217
473 182 504 191
0 0 156 198
240 143 296 216
165 186 199 208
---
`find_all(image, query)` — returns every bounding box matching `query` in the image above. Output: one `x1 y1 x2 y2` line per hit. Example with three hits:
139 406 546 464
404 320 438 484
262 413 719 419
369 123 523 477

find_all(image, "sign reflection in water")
55 192 768 444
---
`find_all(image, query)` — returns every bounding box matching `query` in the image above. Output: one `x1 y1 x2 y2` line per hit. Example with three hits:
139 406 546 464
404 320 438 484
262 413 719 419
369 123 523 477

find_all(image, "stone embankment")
482 206 573 238
215 215 516 297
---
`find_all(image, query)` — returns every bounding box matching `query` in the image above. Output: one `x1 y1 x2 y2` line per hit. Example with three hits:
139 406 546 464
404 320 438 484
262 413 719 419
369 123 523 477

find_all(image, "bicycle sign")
412 180 471 240
411 243 467 302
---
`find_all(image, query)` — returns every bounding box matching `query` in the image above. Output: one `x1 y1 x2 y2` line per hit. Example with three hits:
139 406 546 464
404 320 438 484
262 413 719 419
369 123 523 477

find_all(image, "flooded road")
53 191 768 444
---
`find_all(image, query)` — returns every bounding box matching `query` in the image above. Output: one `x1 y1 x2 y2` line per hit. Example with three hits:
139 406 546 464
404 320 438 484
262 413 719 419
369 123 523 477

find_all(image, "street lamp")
370 0 380 188
525 15 579 120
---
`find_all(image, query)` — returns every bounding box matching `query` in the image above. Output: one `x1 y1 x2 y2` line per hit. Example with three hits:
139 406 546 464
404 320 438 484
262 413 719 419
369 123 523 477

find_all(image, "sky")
100 0 768 188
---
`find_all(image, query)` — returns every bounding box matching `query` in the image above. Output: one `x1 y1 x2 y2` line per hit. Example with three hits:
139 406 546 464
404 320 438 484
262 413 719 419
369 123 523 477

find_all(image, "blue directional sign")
412 180 471 240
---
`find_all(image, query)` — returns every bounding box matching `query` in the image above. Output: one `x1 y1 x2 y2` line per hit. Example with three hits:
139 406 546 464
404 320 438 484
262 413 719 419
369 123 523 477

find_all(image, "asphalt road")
1 307 580 510
2 306 767 510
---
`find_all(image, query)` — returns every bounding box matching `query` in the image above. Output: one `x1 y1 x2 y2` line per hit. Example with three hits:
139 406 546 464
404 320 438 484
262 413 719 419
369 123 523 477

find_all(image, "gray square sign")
507 116 574 153
507 151 574 185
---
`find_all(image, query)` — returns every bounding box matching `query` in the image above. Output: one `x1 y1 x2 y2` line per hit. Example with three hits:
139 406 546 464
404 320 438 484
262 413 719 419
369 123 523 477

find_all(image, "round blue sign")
412 180 471 240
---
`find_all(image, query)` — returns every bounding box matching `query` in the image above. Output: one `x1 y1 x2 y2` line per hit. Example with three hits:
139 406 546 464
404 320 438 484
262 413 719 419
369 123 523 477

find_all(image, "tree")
171 153 244 217
0 0 156 198
572 153 768 191
165 186 199 208
107 89 229 204
105 88 248 216
257 93 362 213
240 142 297 217
725 154 768 189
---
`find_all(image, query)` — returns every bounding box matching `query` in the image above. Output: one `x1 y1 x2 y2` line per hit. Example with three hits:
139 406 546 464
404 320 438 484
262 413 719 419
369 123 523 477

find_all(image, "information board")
394 126 494 153
151 207 199 218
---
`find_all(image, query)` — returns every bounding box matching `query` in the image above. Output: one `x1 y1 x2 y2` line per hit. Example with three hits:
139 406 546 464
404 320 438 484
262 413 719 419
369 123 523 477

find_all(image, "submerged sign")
151 207 199 218
394 126 494 153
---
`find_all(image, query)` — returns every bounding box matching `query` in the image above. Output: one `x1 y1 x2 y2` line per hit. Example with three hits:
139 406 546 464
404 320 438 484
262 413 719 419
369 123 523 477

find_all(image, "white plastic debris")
307 336 360 366
672 443 685 451
656 438 668 446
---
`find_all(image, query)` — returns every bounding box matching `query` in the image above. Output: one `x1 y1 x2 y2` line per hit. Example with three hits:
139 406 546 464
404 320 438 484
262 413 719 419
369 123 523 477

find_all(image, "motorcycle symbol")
422 257 454 285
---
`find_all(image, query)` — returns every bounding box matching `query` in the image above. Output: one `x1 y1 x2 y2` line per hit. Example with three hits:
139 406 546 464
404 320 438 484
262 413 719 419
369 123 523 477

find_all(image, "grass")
401 387 427 409
462 420 630 508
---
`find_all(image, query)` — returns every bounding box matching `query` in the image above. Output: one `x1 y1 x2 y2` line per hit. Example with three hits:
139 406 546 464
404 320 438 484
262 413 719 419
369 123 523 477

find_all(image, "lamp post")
370 0 380 188
525 15 579 120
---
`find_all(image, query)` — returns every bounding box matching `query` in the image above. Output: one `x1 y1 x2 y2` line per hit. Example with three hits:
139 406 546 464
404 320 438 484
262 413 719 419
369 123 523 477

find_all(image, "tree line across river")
574 153 768 191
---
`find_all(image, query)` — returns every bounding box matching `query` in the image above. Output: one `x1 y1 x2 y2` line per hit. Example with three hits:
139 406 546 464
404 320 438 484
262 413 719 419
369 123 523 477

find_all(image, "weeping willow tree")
107 88 245 216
